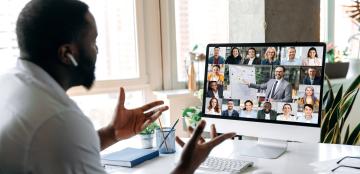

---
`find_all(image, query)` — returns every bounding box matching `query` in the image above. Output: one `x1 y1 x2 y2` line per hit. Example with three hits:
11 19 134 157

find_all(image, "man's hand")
98 87 168 150
171 120 235 174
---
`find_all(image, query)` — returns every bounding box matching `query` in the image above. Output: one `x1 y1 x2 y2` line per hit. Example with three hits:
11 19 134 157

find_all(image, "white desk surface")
102 137 360 174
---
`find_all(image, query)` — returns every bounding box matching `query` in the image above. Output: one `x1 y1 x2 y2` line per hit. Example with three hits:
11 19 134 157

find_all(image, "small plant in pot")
139 122 160 149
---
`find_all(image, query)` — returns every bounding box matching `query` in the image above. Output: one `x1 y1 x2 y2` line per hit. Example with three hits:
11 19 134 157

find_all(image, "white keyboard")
199 156 253 173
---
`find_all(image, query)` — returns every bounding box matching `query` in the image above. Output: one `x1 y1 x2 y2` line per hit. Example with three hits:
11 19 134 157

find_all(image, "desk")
102 138 360 174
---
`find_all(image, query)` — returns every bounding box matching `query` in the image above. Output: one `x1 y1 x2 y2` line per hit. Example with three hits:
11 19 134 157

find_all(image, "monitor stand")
236 138 288 159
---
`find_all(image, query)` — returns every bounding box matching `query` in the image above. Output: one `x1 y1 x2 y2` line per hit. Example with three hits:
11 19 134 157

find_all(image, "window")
321 0 359 59
84 0 139 80
0 0 29 74
174 0 229 82
162 0 265 89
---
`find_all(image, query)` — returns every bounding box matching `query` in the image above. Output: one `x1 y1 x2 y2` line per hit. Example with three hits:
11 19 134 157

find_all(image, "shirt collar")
15 59 76 107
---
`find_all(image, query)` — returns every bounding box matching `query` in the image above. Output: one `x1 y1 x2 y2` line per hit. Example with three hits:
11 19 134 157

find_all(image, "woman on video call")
261 47 280 65
302 47 321 66
225 47 242 64
206 97 221 115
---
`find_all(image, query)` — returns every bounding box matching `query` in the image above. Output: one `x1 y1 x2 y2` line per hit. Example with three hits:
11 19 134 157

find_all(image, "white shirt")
297 114 318 124
0 60 105 174
265 113 270 120
276 114 296 121
206 108 220 115
248 57 255 65
240 110 257 119
213 90 219 99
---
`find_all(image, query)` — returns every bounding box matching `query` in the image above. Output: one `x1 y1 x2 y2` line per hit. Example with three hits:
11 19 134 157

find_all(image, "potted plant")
324 43 349 79
139 122 159 149
182 106 202 129
321 74 360 144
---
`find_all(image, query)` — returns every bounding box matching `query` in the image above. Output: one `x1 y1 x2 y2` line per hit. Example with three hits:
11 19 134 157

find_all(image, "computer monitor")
202 42 325 158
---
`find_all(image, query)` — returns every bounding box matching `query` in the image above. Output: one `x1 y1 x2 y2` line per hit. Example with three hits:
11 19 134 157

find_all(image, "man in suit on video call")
243 66 292 102
303 67 321 85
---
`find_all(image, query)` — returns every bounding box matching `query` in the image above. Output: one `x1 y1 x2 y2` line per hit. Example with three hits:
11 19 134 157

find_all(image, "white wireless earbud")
66 53 78 67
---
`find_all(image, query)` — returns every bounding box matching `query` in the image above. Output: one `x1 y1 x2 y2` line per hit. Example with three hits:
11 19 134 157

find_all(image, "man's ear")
58 44 78 66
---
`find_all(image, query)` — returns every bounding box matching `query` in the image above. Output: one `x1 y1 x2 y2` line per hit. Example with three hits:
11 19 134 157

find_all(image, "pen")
158 119 169 151
159 118 179 149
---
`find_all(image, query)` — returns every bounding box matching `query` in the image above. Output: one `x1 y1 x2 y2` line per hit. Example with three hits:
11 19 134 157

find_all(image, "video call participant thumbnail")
303 67 321 85
221 100 240 117
302 47 322 66
240 100 257 119
225 47 242 64
297 104 317 124
282 47 301 65
243 47 261 65
206 97 221 115
207 64 224 84
276 103 296 121
206 81 223 99
257 102 277 120
208 47 225 64
261 47 280 65
244 66 292 102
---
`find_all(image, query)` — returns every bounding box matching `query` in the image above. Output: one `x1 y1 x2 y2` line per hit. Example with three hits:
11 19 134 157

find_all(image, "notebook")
101 147 159 167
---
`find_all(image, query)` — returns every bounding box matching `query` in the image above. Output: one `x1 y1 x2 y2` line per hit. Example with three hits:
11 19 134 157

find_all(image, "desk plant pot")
325 62 349 79
139 134 154 149
139 122 159 149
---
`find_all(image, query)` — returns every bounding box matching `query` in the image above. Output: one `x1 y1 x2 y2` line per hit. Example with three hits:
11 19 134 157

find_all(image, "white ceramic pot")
346 59 360 79
140 134 154 149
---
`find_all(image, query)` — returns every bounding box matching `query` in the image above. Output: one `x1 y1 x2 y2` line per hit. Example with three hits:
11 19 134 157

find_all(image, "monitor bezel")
202 42 326 128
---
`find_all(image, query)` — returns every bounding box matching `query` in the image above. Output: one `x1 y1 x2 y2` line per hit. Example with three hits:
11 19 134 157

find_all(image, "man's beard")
76 50 96 90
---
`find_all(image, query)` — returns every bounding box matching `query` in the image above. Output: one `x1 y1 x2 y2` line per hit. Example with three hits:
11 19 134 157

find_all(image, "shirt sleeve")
27 110 106 174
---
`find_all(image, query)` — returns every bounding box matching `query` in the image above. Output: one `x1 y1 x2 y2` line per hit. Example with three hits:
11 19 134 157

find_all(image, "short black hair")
275 65 286 72
304 104 313 110
16 0 89 60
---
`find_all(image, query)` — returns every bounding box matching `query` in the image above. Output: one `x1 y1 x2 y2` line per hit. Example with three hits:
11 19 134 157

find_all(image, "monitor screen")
202 42 326 127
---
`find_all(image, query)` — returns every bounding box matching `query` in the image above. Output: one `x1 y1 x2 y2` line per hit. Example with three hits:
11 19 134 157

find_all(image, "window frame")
68 0 158 101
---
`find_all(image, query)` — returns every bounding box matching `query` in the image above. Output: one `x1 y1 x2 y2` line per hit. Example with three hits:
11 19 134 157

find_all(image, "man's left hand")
99 87 168 150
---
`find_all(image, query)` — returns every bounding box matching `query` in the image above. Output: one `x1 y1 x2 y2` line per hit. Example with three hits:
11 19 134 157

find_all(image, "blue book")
101 147 159 167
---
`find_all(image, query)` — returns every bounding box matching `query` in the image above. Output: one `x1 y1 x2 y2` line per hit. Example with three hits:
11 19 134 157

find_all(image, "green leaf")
321 110 332 142
192 44 198 52
340 89 359 131
346 123 360 145
182 107 196 117
343 125 350 144
326 86 342 133
324 87 335 113
344 74 360 98
323 125 337 143
323 90 329 105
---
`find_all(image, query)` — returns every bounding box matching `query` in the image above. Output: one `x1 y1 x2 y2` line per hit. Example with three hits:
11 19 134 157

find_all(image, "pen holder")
156 127 176 154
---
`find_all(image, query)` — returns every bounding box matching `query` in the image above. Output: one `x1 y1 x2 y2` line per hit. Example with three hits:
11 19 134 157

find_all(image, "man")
221 100 239 117
282 47 301 65
0 1 235 173
208 47 225 64
244 66 292 102
303 67 321 85
297 104 318 124
257 102 277 120
206 81 223 98
243 47 261 65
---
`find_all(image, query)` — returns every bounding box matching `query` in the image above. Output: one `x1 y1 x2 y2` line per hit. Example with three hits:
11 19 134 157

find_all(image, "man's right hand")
171 120 236 174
